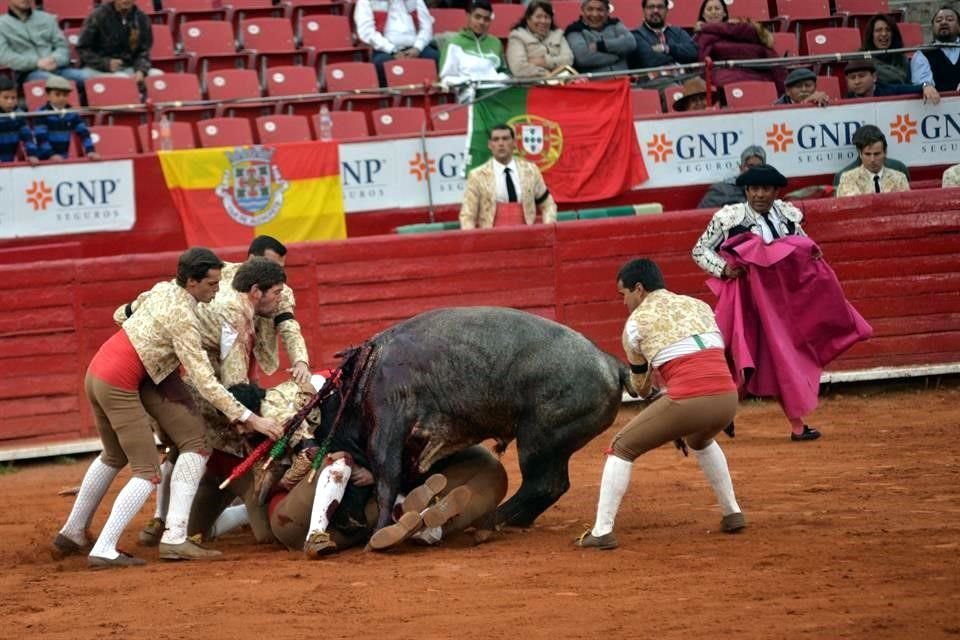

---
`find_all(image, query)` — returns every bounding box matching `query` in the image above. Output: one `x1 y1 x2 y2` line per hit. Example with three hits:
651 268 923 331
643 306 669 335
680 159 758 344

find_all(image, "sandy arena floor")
1 378 959 640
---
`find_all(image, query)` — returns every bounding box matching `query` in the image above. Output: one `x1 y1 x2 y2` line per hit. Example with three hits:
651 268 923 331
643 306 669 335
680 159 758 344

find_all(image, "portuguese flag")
467 79 647 202
159 140 346 248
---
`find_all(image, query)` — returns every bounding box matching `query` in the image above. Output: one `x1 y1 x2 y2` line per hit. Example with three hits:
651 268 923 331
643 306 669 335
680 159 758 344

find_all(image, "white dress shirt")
493 157 520 203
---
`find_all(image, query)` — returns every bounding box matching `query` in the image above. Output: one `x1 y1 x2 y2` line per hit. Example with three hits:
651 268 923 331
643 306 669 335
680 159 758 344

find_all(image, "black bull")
315 307 634 532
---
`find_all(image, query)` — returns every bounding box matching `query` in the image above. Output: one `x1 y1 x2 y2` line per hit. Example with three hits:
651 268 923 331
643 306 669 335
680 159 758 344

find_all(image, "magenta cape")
707 233 873 419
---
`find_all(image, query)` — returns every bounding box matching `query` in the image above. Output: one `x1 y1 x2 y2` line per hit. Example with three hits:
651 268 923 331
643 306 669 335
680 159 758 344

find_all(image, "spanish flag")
159 141 346 247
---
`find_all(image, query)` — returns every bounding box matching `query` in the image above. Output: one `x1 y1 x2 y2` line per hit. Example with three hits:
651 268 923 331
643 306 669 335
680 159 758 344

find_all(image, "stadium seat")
724 81 778 109
776 0 844 54
43 0 94 29
84 76 146 127
834 0 905 33
429 105 468 133
489 4 525 39
610 2 642 29
226 0 286 32
256 114 314 143
816 74 842 101
324 62 394 113
552 1 580 31
179 20 255 89
63 27 81 65
371 107 427 136
631 88 662 117
661 83 684 113
431 8 464 35
196 117 256 147
138 120 197 151
151 23 192 73
145 73 215 123
899 22 924 49
207 68 276 118
240 17 314 76
313 109 370 140
162 0 230 33
384 58 439 107
662 0 698 30
771 31 798 57
806 27 862 75
284 0 348 25
23 78 77 112
89 125 140 157
264 64 331 116
299 14 369 75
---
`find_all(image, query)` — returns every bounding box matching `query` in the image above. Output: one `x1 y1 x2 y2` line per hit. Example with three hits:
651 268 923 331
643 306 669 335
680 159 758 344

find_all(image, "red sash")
494 203 525 227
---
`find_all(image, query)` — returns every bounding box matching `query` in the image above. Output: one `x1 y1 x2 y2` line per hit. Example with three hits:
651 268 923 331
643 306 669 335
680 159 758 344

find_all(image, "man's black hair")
617 258 666 292
248 235 287 257
176 247 224 287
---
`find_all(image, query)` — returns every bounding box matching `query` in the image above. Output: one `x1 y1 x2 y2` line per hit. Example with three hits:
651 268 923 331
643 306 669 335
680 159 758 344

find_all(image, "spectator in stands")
861 14 910 85
833 125 910 188
507 0 575 79
355 0 440 87
844 59 940 103
910 6 960 92
34 75 98 161
628 0 698 76
836 125 908 197
693 0 785 91
0 76 38 164
77 0 161 83
698 145 766 209
943 163 960 188
439 0 509 101
459 123 557 229
0 0 90 91
564 0 636 74
774 68 830 106
672 76 720 112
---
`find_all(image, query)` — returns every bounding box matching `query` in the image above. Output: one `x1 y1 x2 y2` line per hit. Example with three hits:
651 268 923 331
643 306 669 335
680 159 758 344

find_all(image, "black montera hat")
735 164 788 187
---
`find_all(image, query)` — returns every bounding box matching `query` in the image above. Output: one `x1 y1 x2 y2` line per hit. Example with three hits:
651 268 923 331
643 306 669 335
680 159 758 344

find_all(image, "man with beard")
910 6 960 92
628 0 697 76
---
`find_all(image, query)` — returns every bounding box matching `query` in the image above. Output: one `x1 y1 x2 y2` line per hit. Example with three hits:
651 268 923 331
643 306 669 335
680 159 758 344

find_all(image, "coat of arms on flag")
508 115 563 170
215 146 289 226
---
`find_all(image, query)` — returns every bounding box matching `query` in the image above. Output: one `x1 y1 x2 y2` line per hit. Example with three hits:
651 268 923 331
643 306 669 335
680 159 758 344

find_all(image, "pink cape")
707 233 873 419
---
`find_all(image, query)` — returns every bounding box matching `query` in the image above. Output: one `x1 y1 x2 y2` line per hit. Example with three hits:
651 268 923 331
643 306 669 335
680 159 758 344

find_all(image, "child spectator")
34 75 98 161
0 76 39 164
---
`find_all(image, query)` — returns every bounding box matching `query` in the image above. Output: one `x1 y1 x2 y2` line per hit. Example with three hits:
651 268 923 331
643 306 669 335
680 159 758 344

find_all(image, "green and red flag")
467 79 647 202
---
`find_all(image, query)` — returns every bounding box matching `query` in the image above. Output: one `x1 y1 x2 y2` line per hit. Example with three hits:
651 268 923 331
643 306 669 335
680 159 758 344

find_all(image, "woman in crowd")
506 0 575 78
693 0 785 92
861 14 909 84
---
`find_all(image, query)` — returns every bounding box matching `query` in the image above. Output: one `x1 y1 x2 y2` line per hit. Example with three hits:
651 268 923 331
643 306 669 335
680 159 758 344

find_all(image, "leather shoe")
138 517 165 547
88 551 146 570
574 529 618 550
303 530 338 558
790 425 821 441
51 533 90 560
159 537 223 561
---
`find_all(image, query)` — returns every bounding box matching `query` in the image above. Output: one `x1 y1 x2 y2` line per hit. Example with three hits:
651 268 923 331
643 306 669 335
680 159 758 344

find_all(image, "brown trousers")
270 445 509 551
611 392 739 461
87 371 207 480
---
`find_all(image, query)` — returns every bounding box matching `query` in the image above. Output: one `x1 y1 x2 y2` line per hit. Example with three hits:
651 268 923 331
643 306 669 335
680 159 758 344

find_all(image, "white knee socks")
89 476 154 559
153 458 174 520
591 455 633 537
692 440 741 516
307 458 351 536
60 456 120 545
210 504 249 538
161 452 208 545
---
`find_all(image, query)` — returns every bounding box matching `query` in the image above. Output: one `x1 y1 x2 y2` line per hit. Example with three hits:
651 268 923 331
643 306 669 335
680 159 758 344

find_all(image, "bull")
313 306 634 533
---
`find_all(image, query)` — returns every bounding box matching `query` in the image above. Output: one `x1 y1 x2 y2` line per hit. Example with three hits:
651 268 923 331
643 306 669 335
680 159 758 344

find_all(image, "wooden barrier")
1 189 958 453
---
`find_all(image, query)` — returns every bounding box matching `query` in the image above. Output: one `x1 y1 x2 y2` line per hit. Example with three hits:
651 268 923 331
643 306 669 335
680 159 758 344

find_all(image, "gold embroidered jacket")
836 165 910 197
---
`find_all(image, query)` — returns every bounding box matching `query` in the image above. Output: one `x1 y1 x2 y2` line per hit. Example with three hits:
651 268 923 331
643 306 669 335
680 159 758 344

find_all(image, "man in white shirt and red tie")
354 0 439 86
459 124 558 229
836 125 910 197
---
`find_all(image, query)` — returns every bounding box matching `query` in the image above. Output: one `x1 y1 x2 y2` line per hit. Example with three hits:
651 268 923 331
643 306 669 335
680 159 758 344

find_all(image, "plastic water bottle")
318 104 333 141
158 114 173 151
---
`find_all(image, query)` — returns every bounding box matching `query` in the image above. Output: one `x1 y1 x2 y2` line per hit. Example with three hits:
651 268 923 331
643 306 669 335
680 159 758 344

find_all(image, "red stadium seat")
776 0 844 54
429 105 468 133
431 8 464 34
806 27 861 75
771 31 798 57
816 74 842 101
663 0 698 30
23 78 78 111
196 117 256 147
552 1 581 31
255 114 314 143
610 1 642 29
661 83 684 112
489 4 525 39
725 0 783 31
384 58 439 107
179 20 254 88
240 17 314 76
63 27 81 65
899 22 924 49
264 64 331 116
313 109 370 140
145 73 215 123
371 107 427 136
84 76 146 126
138 120 197 151
724 81 778 108
834 0 905 34
324 62 394 114
207 68 276 118
226 0 286 32
89 125 140 157
631 88 662 117
151 23 192 73
285 0 348 25
299 14 369 75
43 0 94 29
162 0 230 32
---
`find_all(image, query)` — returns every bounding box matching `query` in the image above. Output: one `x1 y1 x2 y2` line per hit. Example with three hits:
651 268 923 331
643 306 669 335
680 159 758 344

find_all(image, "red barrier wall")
1 189 958 449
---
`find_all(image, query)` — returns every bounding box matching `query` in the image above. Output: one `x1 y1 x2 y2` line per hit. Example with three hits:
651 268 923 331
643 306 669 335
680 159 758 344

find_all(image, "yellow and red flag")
159 141 346 247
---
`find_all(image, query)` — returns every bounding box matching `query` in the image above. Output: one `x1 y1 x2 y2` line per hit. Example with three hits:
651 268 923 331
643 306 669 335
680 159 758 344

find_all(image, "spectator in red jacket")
693 0 785 92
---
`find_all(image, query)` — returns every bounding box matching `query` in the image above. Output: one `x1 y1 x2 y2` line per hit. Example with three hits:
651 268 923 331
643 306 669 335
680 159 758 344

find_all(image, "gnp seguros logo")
25 177 123 219
644 129 741 174
888 111 960 152
506 114 562 171
764 118 862 163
